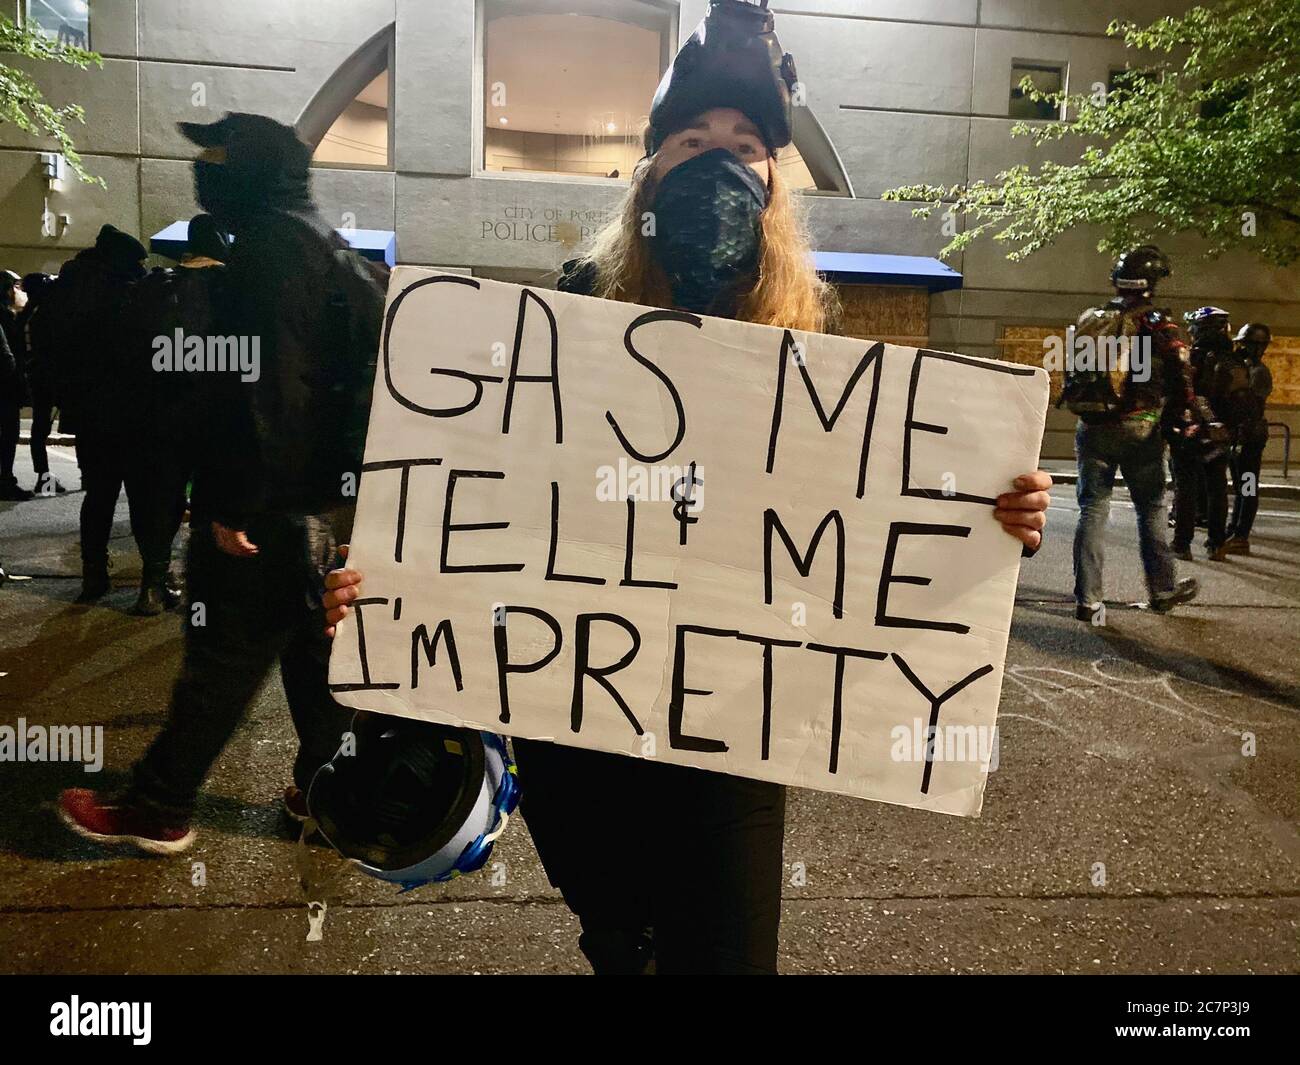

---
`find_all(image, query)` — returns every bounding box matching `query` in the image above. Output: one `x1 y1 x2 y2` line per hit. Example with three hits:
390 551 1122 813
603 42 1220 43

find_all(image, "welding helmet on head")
308 714 519 891
645 0 798 157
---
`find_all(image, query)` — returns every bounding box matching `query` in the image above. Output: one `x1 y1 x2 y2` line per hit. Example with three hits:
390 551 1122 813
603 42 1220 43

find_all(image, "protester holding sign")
322 0 1051 975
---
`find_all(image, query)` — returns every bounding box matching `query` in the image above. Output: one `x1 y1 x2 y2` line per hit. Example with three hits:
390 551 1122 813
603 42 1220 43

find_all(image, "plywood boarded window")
999 325 1064 402
835 285 928 347
1265 335 1300 407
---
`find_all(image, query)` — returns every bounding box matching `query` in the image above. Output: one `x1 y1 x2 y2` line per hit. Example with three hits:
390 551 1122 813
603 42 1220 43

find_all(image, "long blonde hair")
575 155 836 334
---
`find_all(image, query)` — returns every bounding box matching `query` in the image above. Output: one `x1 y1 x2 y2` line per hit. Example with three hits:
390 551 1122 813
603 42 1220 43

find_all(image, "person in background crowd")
19 272 68 496
1170 306 1232 561
1222 323 1274 554
123 214 230 615
1064 245 1198 620
1 270 33 501
58 113 384 855
44 225 152 602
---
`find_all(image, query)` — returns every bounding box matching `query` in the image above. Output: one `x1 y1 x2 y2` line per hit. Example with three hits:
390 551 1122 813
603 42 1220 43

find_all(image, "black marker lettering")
767 335 884 498
620 498 677 589
410 619 463 692
876 521 972 634
606 309 697 463
805 642 888 773
441 469 525 574
890 654 994 794
501 287 563 443
328 597 401 692
546 481 604 585
360 457 444 563
381 275 501 417
571 613 643 735
668 624 738 753
493 606 563 725
735 632 803 761
901 349 1036 504
764 508 846 619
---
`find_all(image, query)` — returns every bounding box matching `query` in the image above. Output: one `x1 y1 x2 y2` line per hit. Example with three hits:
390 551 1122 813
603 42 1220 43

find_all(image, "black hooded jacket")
191 165 385 529
46 229 148 436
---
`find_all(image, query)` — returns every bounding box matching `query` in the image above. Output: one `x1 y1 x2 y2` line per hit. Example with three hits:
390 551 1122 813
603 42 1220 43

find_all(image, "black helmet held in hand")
308 714 520 890
1110 245 1171 295
645 0 798 156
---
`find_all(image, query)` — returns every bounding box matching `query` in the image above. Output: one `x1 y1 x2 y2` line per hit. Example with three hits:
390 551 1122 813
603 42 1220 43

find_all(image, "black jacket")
45 245 147 436
194 204 385 528
0 312 24 407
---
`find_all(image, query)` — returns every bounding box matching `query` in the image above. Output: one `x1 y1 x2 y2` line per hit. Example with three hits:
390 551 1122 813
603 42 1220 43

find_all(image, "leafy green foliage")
0 13 103 185
882 0 1300 266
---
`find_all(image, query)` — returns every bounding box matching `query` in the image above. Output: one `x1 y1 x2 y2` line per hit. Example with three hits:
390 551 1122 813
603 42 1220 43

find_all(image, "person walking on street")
1222 323 1274 554
0 270 33 501
57 114 384 854
18 272 68 496
1064 246 1199 620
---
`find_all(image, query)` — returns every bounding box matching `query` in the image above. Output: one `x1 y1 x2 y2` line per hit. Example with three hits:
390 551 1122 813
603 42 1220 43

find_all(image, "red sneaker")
57 788 196 855
282 785 310 822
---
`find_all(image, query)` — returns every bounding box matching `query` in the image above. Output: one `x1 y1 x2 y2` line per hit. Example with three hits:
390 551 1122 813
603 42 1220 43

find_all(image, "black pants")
513 739 786 974
0 396 17 482
1228 436 1266 541
75 430 187 568
1171 443 1228 551
129 515 354 822
29 399 54 476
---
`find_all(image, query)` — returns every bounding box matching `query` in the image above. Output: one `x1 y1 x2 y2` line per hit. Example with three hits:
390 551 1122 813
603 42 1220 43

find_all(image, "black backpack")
1059 304 1134 422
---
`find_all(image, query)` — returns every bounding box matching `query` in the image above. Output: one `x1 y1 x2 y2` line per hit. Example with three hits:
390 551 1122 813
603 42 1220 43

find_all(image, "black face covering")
194 157 312 226
193 160 244 225
649 148 768 316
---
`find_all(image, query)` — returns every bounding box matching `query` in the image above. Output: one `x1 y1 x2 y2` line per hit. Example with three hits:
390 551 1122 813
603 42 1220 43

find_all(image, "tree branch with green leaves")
1 12 103 185
882 0 1300 267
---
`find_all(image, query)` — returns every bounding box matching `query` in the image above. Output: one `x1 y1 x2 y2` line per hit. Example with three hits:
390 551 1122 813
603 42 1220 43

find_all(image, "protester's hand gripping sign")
328 267 1049 816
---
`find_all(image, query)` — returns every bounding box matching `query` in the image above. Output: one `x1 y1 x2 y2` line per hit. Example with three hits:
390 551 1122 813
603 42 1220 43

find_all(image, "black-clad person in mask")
59 115 384 854
323 1 1051 975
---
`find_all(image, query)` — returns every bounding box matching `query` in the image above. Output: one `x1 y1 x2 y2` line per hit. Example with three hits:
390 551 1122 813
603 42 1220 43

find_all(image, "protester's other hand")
324 544 363 638
994 471 1052 550
212 521 259 557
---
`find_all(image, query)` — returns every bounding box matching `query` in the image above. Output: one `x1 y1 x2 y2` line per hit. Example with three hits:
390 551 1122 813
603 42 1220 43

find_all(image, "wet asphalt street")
1 444 1297 974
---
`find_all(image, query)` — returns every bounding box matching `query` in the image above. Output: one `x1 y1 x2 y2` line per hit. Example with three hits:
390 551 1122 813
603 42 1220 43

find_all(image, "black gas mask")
649 148 768 315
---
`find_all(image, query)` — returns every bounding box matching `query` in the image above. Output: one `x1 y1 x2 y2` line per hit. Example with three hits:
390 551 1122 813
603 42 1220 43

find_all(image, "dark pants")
0 396 17 482
129 515 353 823
514 739 786 974
1171 442 1228 551
1073 419 1176 605
1228 435 1267 541
75 430 187 568
29 400 54 476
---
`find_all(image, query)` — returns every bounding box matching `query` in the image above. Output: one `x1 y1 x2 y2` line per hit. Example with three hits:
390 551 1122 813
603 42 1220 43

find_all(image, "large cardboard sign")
328 267 1050 815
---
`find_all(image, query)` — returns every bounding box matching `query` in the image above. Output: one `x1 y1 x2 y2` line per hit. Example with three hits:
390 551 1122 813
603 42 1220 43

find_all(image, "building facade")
2 0 1295 459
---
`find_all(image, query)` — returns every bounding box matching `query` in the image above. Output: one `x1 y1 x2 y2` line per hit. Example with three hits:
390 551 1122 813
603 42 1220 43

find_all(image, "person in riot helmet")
322 0 1052 975
1063 245 1198 619
1222 322 1273 553
1168 306 1232 561
58 115 384 854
